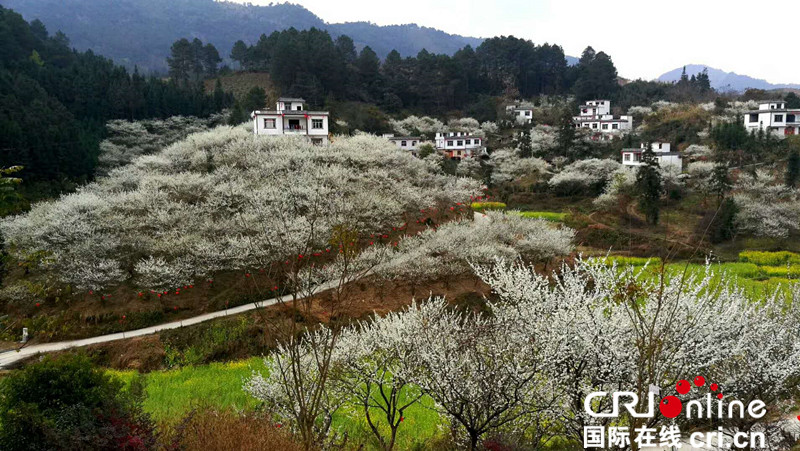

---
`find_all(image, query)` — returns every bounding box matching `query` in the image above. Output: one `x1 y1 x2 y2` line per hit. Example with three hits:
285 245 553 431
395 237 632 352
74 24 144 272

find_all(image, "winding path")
0 280 337 369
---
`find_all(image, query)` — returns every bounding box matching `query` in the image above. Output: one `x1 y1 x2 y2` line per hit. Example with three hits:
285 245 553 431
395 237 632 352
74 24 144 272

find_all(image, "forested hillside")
0 0 484 72
224 30 610 119
0 6 230 185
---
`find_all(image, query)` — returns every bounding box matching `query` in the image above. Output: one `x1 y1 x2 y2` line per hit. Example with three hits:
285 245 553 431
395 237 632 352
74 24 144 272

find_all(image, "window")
457 140 464 146
749 113 759 123
312 119 323 129
311 138 322 145
788 114 796 123
412 141 417 146
601 124 609 130
447 140 454 146
658 143 662 149
401 140 407 146
264 118 276 129
296 105 302 111
775 114 784 122
624 154 631 161
583 123 590 128
612 124 619 130
592 123 598 129
465 139 471 145
525 111 531 116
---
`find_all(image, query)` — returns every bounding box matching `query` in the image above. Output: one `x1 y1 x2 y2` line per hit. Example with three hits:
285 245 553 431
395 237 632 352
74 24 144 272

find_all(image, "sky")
230 0 795 84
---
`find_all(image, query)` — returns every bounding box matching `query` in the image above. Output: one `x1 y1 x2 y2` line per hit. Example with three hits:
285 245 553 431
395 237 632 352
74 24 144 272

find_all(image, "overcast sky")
231 0 793 84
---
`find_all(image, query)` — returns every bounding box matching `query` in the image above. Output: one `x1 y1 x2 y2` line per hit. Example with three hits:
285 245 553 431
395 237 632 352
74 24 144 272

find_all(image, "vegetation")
0 353 155 450
0 6 231 185
470 201 507 212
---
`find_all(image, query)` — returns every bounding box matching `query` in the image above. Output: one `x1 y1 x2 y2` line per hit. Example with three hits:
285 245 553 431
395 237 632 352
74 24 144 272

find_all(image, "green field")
589 252 800 302
113 358 444 450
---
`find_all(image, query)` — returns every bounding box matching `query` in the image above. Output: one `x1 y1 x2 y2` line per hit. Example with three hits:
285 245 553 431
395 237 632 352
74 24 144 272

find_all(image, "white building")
383 134 424 156
573 100 632 140
251 97 330 145
434 132 484 160
621 142 682 170
743 100 800 137
512 108 533 124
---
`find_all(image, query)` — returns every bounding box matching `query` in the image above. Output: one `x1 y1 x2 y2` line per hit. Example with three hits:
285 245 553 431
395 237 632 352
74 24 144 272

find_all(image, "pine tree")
635 143 662 225
710 163 732 205
786 149 800 188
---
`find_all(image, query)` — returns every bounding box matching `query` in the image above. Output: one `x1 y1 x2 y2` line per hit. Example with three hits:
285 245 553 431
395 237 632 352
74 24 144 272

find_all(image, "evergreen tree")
786 92 800 109
786 149 800 188
708 198 738 244
230 40 249 70
201 43 221 77
241 86 267 113
710 163 732 205
635 143 662 225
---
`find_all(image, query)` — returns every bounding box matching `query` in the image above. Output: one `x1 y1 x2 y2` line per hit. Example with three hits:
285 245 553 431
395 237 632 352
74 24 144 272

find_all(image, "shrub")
165 408 303 451
588 256 662 267
471 202 507 212
739 251 800 267
0 353 155 450
511 211 567 222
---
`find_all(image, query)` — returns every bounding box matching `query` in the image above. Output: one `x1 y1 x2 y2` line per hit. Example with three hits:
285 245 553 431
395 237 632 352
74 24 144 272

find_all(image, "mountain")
658 64 800 92
0 0 485 73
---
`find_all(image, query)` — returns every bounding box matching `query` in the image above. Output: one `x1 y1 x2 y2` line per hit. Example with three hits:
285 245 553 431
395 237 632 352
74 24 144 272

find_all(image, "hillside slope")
0 0 484 72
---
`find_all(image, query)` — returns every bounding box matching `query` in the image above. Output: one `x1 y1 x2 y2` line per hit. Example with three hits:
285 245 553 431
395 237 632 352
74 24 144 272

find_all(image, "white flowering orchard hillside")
733 170 800 238
376 211 575 285
1 128 481 294
246 259 800 448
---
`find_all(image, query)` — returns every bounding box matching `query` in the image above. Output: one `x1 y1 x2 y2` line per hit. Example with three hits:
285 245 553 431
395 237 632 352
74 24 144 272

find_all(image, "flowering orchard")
246 259 800 449
0 128 481 298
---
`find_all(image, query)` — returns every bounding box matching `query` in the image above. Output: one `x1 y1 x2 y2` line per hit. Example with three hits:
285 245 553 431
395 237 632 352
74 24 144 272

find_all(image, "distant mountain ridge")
658 64 800 92
0 0 485 73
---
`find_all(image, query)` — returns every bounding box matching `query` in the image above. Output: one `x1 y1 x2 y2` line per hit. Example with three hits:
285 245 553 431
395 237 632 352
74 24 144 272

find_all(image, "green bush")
512 211 567 222
471 202 507 212
738 251 800 267
761 265 800 279
0 353 155 450
588 256 663 267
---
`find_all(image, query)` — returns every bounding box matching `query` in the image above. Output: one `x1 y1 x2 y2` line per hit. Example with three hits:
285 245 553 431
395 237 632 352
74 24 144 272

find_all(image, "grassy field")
113 357 445 449
590 252 800 302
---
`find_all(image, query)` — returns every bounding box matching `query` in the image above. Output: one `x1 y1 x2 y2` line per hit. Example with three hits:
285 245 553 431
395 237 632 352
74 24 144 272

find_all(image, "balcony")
284 125 307 132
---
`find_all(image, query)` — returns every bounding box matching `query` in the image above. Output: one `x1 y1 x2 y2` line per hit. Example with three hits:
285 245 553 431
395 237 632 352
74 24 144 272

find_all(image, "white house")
383 134 424 155
434 132 484 160
743 100 800 137
251 97 330 145
573 100 632 140
621 142 682 170
512 108 533 124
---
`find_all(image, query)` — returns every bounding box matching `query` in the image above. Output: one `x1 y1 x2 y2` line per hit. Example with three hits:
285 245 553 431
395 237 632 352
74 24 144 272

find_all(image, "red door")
785 127 795 136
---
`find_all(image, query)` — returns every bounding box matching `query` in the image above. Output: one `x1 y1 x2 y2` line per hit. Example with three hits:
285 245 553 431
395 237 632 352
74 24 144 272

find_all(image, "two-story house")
573 100 632 140
251 97 330 145
621 142 682 170
743 100 800 137
434 132 484 160
384 134 424 156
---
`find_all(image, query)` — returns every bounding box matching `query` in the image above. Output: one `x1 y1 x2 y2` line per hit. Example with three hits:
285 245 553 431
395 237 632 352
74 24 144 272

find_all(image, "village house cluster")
247 96 696 170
